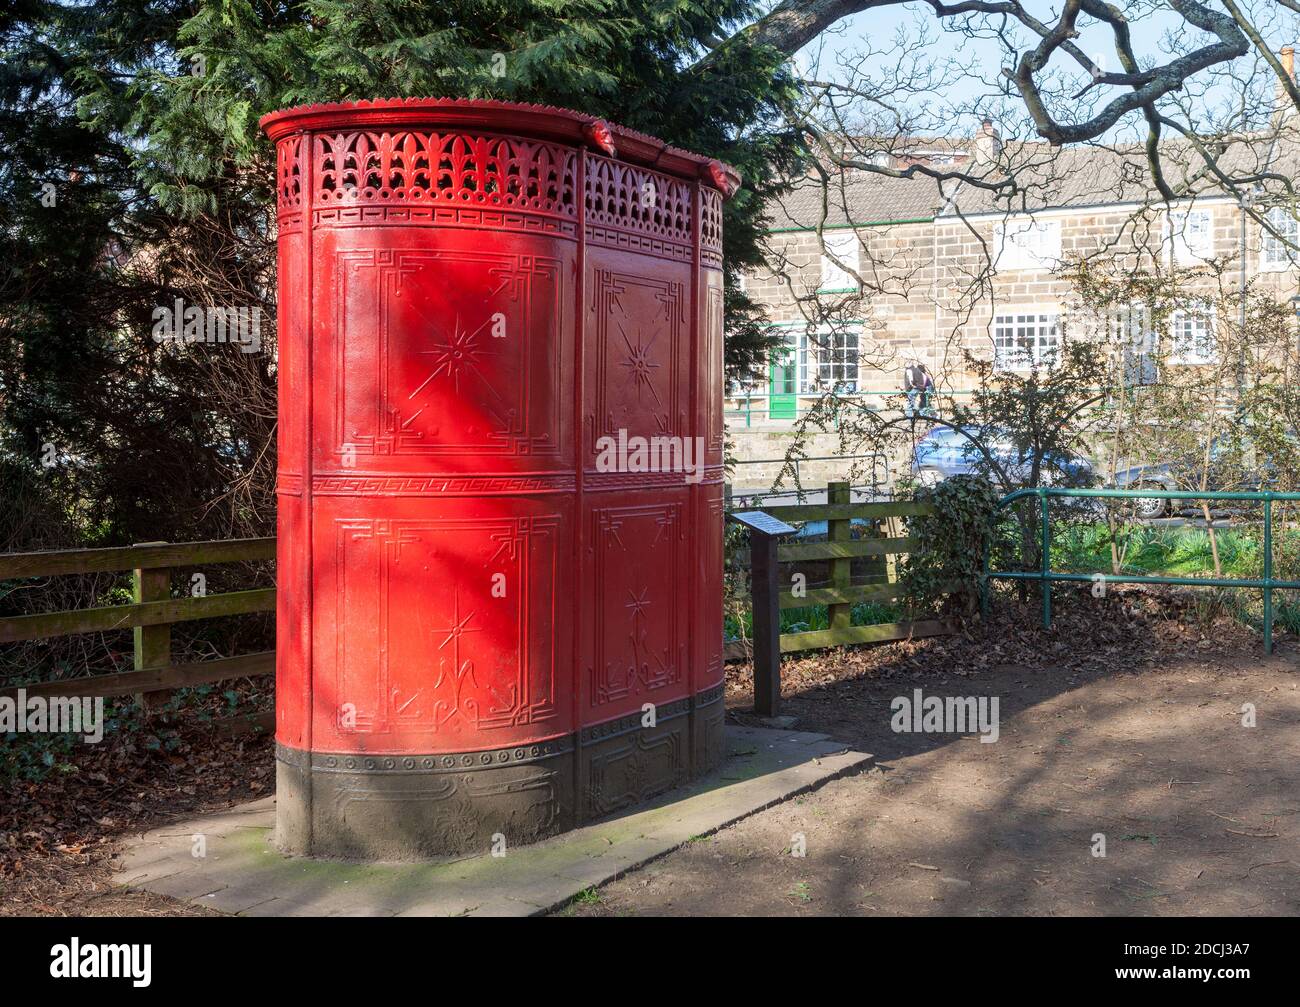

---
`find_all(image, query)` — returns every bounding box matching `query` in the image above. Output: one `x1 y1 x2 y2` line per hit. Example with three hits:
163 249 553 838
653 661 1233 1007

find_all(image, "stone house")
732 125 1300 477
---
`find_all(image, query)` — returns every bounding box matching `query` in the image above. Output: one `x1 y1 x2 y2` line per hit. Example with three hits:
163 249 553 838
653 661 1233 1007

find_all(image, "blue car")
911 426 1093 488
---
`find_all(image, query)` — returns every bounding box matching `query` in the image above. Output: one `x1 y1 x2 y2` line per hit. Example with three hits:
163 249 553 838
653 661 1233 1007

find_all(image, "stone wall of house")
730 196 1300 490
725 428 897 496
739 198 1299 404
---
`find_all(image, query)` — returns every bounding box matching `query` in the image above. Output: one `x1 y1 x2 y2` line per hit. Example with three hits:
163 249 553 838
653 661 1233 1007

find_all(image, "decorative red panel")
310 498 572 752
695 484 726 690
276 135 305 213
583 265 689 469
700 186 724 270
585 155 694 261
262 99 738 857
581 495 689 718
700 266 725 465
312 237 572 469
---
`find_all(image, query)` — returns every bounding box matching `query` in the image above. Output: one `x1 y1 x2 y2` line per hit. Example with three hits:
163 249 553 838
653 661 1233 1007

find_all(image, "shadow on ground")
561 587 1300 916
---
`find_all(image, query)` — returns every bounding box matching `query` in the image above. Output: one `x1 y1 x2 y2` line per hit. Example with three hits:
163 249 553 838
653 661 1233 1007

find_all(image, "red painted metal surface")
262 100 734 788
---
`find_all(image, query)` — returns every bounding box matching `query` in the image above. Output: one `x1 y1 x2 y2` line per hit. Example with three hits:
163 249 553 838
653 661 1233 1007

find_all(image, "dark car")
1112 431 1299 518
911 425 1094 489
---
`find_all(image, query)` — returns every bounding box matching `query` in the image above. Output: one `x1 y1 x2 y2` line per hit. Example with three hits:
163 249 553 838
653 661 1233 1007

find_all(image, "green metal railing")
981 487 1300 654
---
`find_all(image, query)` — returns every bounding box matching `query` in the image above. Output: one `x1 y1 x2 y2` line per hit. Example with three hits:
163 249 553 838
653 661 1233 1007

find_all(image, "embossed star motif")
402 307 512 434
618 325 662 406
435 593 480 652
626 587 651 621
414 316 489 396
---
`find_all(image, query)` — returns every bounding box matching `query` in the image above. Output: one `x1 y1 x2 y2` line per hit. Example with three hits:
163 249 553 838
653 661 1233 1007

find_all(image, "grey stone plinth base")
275 684 726 861
117 725 870 916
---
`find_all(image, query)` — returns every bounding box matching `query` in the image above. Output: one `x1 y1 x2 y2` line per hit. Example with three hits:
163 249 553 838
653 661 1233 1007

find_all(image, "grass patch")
1047 522 1300 637
1052 524 1274 579
724 598 904 642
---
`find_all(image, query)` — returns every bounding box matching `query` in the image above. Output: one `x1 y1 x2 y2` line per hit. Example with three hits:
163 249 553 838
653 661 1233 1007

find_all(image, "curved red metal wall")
262 99 734 859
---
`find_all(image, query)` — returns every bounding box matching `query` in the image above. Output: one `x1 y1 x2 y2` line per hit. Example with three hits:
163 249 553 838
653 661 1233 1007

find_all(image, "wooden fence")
0 538 276 733
725 481 956 662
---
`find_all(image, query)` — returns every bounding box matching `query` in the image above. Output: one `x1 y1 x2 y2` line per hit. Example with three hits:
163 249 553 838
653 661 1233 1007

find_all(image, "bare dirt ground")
562 587 1300 916
1 720 272 917
7 586 1297 917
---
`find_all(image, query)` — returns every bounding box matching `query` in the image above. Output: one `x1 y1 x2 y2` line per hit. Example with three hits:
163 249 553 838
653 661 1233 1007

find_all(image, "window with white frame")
819 232 860 292
1168 304 1217 365
1164 208 1213 265
796 328 814 391
777 324 861 392
1112 304 1159 386
815 326 860 391
993 311 1060 370
1262 206 1299 269
994 218 1061 271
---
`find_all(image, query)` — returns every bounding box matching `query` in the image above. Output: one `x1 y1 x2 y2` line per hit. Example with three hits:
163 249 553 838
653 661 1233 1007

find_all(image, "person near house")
904 361 933 417
919 363 935 416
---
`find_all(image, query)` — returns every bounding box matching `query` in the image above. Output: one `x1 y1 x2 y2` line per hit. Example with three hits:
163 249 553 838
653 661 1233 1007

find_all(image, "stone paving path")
116 725 868 917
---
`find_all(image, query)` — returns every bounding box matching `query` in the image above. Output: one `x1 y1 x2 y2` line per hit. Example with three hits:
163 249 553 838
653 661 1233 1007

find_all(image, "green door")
769 347 797 420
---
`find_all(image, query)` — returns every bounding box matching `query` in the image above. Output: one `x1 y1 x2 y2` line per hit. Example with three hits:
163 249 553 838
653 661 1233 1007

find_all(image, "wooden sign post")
728 510 796 716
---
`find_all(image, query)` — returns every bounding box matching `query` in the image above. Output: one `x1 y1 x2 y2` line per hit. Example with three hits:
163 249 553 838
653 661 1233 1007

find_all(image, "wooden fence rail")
725 482 957 710
0 538 275 579
0 538 275 730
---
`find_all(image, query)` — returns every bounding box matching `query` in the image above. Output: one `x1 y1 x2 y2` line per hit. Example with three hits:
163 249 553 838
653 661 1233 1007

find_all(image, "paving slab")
115 725 869 917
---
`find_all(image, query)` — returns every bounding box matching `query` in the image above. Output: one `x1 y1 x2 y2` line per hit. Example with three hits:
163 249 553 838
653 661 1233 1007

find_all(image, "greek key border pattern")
311 473 577 496
584 224 693 263
312 205 577 238
584 469 721 492
695 683 725 707
291 735 575 775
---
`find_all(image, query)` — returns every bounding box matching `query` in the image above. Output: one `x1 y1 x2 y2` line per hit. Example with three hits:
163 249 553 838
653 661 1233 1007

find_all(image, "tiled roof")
764 129 1300 229
764 168 951 230
941 133 1291 216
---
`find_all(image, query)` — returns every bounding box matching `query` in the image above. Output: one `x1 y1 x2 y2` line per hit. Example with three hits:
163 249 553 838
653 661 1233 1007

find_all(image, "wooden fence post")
728 511 796 717
884 514 904 583
132 543 171 711
751 527 781 717
828 481 852 633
